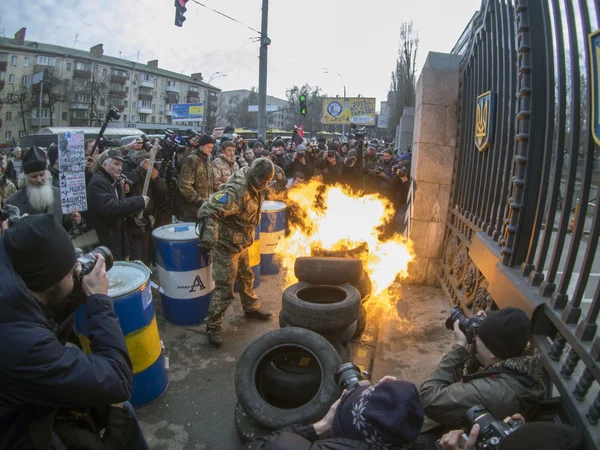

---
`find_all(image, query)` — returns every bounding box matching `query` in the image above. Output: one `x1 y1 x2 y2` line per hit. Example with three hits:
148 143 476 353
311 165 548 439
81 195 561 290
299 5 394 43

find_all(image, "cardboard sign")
59 171 87 214
58 131 85 172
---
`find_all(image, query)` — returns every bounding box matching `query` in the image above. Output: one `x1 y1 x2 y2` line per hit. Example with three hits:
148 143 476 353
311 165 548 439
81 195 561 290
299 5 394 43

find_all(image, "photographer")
341 149 362 192
235 137 249 168
419 308 544 432
88 150 148 261
322 142 344 185
374 149 397 200
283 145 313 180
271 139 288 169
0 214 148 449
244 376 424 449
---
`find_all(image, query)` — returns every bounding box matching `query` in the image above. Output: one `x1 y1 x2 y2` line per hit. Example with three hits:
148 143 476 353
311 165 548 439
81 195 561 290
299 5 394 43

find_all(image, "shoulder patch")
214 192 228 204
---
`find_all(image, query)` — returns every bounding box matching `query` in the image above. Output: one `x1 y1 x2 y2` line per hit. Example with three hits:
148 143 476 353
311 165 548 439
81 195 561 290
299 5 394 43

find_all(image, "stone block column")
407 52 462 285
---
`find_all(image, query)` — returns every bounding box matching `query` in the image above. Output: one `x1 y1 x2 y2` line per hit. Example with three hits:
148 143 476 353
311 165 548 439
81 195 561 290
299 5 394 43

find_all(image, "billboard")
322 97 376 126
172 103 204 123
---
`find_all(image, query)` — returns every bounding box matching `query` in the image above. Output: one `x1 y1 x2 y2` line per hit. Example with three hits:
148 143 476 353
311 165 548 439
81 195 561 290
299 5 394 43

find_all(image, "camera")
76 246 114 278
445 306 485 344
344 156 357 166
0 204 21 223
106 106 121 122
375 168 383 175
334 363 368 393
117 174 133 188
463 405 522 449
327 150 334 159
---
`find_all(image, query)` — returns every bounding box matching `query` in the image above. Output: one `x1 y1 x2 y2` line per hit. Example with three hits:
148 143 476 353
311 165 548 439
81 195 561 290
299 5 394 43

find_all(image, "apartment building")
219 89 296 130
0 28 220 144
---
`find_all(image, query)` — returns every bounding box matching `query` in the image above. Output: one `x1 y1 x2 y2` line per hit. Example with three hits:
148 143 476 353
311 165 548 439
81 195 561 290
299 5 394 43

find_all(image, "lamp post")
208 72 227 84
324 70 347 138
206 73 227 133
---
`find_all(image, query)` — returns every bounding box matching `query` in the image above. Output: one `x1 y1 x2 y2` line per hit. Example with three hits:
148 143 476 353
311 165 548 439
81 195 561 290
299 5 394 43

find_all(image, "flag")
292 125 305 146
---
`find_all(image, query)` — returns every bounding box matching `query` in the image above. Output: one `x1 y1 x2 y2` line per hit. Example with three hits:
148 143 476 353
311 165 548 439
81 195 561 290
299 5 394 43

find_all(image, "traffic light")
299 94 307 116
174 0 189 27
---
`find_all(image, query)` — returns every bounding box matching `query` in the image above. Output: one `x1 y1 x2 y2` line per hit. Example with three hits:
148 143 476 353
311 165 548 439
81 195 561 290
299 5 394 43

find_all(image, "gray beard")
26 177 55 212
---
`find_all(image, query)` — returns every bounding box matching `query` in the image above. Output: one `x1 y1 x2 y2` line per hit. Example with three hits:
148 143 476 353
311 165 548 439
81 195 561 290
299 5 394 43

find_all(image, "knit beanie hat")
198 134 216 147
4 214 76 292
478 307 530 360
23 146 48 174
499 422 584 450
332 380 424 447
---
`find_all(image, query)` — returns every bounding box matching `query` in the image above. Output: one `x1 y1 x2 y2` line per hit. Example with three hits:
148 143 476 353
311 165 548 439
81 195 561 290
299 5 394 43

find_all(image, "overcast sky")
1 0 480 110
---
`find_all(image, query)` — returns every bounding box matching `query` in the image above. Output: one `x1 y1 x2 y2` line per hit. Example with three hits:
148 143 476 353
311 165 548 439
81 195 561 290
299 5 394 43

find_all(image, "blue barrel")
235 225 261 291
75 262 168 407
260 201 286 275
152 223 214 326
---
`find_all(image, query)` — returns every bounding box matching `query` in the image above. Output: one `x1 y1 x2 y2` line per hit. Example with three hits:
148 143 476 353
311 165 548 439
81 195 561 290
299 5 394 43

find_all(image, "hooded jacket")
0 237 133 450
419 344 545 428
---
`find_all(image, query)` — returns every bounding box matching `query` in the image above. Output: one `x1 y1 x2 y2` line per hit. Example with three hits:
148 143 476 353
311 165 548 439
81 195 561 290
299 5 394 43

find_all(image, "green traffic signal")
299 94 307 116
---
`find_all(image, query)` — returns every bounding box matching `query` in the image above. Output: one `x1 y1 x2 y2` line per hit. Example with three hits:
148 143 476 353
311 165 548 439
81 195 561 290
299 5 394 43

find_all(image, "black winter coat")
283 156 314 179
87 168 145 260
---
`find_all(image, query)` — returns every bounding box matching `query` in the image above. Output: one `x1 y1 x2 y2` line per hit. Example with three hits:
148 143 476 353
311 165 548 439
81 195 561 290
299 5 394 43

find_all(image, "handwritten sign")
58 131 85 172
58 131 88 213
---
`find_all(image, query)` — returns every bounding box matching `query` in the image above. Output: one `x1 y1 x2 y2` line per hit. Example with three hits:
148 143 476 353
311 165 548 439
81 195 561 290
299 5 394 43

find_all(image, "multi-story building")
0 28 220 144
219 89 295 130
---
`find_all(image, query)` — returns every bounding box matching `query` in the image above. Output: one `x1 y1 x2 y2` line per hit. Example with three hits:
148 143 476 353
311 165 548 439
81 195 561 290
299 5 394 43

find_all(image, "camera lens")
77 246 114 277
334 363 363 392
445 306 467 330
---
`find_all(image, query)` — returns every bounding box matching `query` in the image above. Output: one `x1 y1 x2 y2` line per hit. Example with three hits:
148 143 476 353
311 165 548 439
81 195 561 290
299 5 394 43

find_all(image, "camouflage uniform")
197 160 274 331
177 150 214 221
211 154 240 192
364 153 382 194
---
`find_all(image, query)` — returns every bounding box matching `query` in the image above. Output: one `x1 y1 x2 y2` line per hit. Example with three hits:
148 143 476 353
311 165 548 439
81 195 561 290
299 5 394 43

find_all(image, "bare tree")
2 84 32 135
89 71 109 126
387 21 419 129
286 84 326 136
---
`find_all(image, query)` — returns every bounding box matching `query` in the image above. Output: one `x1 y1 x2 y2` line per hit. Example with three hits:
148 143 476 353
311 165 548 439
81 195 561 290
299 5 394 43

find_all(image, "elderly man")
211 140 240 192
6 146 24 184
178 134 215 221
87 150 148 261
7 146 80 229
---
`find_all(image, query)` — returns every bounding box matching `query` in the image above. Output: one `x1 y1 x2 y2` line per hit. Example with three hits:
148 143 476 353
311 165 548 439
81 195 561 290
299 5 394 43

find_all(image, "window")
75 61 91 71
10 56 17 66
0 72 4 81
159 104 163 112
23 57 30 67
32 109 50 119
134 74 138 82
126 86 129 93
66 62 72 71
6 112 11 121
152 104 155 111
124 100 128 107
123 115 128 122
19 131 25 137
102 68 108 76
161 79 164 86
151 116 155 123
62 112 68 121
152 90 156 96
21 75 30 85
8 74 15 83
140 100 151 108
139 115 146 123
36 56 56 66
159 117 163 123
5 131 11 140
133 88 137 94
100 98 105 106
143 74 152 82
131 115 136 122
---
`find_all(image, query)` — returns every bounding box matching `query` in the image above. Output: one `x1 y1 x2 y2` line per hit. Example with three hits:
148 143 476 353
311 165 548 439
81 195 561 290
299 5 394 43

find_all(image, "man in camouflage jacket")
177 135 216 221
211 140 239 192
197 158 275 346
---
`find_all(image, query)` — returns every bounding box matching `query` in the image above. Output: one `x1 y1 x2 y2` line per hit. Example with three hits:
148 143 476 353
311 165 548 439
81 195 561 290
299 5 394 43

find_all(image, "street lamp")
324 70 347 137
208 72 228 84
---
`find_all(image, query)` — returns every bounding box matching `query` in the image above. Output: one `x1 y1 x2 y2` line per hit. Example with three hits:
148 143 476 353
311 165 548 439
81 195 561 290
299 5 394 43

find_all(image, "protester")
178 134 215 221
322 142 344 185
244 148 255 166
87 150 148 261
253 140 266 157
245 376 424 449
5 146 23 184
0 171 17 199
197 159 275 347
212 140 240 192
271 139 288 169
283 145 313 179
0 214 148 449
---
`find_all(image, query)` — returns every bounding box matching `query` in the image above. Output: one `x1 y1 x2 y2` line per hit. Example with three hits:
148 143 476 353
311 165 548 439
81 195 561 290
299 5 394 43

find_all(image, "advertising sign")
172 103 204 123
322 97 376 126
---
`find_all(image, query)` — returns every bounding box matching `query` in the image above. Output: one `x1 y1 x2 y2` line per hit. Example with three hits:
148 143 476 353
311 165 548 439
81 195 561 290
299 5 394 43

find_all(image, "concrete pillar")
398 107 415 153
407 52 461 285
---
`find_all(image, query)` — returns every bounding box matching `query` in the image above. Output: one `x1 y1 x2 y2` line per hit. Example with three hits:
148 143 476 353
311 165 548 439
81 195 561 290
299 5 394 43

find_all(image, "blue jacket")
0 237 133 450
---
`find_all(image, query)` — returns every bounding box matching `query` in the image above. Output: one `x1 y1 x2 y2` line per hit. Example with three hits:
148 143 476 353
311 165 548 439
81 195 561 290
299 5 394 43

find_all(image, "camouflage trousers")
204 244 259 330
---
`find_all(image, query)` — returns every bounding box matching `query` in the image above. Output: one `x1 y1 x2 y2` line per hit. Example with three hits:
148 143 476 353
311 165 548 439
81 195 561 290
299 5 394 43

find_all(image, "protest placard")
58 131 88 213
58 130 85 172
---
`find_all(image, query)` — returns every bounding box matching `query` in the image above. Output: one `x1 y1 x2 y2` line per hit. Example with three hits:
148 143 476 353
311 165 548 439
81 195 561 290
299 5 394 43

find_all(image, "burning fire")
275 180 415 297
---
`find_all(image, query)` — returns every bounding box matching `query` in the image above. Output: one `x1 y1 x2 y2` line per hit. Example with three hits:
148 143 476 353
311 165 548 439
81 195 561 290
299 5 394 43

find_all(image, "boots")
206 328 222 347
244 307 273 320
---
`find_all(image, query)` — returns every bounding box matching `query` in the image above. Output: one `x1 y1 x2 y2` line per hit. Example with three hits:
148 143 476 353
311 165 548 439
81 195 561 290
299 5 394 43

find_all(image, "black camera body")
334 363 368 393
76 246 114 278
327 150 334 159
106 106 121 122
0 204 21 223
445 306 485 344
345 156 357 166
464 405 523 449
117 174 133 187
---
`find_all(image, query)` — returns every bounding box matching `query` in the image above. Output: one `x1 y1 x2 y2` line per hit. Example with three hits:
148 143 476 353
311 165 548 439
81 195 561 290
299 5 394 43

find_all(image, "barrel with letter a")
152 223 214 326
260 201 286 275
74 261 168 407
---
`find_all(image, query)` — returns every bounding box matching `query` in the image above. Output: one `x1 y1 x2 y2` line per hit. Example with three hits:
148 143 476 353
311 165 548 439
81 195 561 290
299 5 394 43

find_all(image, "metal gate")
441 0 600 446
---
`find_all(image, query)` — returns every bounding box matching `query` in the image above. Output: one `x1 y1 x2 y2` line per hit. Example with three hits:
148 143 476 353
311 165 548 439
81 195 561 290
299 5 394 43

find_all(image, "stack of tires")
278 257 368 362
234 327 342 443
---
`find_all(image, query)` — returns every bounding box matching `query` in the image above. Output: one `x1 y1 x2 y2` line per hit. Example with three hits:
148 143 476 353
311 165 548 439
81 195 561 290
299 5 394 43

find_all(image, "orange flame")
275 180 415 298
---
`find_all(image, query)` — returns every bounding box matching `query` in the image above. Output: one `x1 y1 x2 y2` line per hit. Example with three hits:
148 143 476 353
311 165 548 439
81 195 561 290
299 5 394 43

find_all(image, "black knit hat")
478 307 531 360
198 134 216 147
499 422 584 450
332 381 424 446
4 214 76 292
48 143 59 167
23 146 47 174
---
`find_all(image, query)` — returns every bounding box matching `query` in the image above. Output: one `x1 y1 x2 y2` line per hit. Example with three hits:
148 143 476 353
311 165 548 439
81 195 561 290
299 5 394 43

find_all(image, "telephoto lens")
445 306 485 344
334 363 366 393
76 246 114 277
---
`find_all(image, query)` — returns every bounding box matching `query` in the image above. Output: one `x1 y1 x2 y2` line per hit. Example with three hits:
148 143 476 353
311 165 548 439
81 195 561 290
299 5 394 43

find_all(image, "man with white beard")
6 146 80 229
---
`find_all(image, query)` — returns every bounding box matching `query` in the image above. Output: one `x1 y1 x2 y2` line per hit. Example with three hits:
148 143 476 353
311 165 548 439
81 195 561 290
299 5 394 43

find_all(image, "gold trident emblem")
475 97 489 151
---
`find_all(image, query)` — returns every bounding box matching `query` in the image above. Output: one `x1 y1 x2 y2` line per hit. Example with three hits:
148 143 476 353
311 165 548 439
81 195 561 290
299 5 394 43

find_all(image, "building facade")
219 89 295 130
0 28 220 144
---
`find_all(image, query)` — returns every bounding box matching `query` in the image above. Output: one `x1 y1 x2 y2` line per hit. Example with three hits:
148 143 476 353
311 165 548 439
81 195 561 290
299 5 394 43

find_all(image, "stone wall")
397 107 415 153
407 52 462 285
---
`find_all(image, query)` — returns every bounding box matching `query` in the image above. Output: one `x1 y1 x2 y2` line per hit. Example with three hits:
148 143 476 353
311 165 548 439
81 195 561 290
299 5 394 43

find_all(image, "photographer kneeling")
0 214 148 449
419 308 544 440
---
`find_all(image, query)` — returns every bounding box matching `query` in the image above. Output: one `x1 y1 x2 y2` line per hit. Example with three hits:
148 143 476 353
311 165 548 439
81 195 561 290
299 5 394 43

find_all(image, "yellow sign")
189 105 204 115
322 97 376 125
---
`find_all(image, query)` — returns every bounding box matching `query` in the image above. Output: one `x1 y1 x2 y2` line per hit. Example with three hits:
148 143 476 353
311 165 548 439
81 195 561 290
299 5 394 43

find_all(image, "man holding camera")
271 139 288 169
88 150 149 261
419 308 544 433
321 142 344 185
178 134 216 221
0 214 148 449
283 145 313 180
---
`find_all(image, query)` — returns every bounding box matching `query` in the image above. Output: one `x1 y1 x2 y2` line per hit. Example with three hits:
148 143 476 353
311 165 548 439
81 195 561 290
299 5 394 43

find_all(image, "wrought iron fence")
441 0 600 446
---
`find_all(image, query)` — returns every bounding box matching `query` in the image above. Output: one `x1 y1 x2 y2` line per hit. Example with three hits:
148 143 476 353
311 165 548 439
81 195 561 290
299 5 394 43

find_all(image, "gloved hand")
196 218 218 252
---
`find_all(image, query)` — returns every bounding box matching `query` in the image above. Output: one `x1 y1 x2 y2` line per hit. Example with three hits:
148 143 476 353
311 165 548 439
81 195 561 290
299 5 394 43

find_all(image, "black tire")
234 402 273 444
235 327 342 429
353 306 367 339
294 257 363 285
282 282 360 332
354 271 372 299
311 243 368 259
332 341 348 362
261 358 321 404
322 321 357 345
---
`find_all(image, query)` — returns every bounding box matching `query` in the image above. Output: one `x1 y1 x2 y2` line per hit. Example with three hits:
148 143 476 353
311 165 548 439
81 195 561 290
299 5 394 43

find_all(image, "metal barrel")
152 223 214 326
235 225 261 291
75 261 168 407
259 201 286 275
